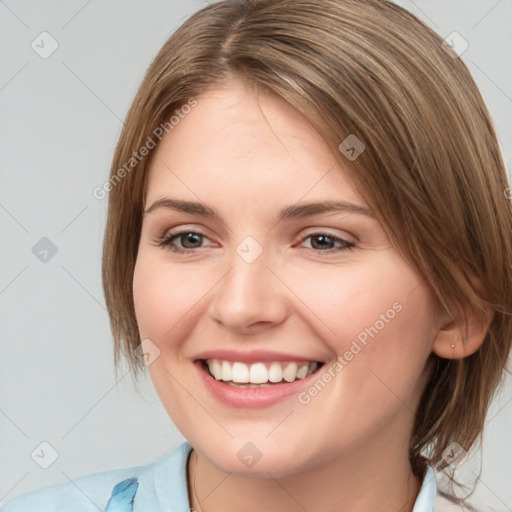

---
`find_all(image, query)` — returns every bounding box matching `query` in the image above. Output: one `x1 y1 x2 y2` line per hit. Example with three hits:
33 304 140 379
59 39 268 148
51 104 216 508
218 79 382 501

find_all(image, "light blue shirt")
2 441 439 511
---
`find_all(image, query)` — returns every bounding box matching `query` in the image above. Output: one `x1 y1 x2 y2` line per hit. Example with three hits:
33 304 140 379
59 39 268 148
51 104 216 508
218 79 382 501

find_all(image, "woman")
4 0 511 510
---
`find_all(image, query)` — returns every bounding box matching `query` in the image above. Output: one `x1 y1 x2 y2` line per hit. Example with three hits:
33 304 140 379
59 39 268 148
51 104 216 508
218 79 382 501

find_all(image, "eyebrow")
144 197 374 220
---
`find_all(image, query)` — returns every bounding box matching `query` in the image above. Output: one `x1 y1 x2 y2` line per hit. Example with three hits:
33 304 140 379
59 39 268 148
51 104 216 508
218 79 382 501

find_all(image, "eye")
155 230 212 253
299 233 355 253
154 230 355 254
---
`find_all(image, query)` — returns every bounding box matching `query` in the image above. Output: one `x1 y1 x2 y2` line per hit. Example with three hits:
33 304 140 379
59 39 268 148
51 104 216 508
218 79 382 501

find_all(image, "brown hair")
101 0 512 500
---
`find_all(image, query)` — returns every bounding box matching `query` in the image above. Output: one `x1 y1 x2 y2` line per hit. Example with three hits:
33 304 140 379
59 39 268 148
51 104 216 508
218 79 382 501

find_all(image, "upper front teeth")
206 359 319 384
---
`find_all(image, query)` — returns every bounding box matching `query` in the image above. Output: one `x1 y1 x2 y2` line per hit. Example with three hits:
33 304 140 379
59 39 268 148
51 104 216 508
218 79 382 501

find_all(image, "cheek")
132 251 209 423
287 252 435 400
133 260 170 340
288 251 430 343
133 251 208 341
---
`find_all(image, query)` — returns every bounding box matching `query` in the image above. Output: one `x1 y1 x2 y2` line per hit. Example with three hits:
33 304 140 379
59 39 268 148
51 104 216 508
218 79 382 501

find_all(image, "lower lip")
194 360 323 408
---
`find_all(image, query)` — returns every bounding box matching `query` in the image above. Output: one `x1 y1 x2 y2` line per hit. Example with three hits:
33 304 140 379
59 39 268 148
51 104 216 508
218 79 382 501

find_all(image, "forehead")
145 81 365 209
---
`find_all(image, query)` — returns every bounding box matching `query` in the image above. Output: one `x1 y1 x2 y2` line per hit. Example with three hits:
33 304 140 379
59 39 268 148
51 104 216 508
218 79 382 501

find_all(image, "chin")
195 437 317 478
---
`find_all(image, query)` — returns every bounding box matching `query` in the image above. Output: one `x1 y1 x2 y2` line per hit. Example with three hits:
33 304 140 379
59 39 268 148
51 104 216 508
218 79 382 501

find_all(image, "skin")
132 79 485 512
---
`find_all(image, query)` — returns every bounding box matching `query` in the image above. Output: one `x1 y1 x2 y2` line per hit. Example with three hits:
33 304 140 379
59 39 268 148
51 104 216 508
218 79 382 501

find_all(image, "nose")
208 241 289 334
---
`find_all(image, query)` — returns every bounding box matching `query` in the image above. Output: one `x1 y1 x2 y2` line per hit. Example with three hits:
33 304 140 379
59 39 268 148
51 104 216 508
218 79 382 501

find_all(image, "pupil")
312 235 332 250
182 233 201 248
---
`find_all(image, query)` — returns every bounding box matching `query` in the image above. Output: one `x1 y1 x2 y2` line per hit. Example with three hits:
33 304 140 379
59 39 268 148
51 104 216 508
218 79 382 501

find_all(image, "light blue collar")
412 465 437 512
104 442 438 511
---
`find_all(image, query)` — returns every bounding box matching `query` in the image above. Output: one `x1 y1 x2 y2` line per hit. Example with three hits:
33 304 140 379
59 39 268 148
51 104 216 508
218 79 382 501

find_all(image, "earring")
451 343 455 348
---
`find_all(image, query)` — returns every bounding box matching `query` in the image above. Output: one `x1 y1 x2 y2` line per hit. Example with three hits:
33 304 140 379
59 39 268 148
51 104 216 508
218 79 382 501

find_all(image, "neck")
187 431 423 512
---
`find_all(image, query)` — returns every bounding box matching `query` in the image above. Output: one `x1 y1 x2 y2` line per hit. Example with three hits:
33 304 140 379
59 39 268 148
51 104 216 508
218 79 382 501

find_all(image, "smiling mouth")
198 359 325 387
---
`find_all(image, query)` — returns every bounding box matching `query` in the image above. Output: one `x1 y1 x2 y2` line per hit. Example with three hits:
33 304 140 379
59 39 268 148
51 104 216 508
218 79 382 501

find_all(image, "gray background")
1 0 511 509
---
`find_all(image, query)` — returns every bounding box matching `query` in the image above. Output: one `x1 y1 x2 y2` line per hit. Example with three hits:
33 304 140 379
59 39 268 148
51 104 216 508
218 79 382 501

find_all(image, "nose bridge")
209 235 287 330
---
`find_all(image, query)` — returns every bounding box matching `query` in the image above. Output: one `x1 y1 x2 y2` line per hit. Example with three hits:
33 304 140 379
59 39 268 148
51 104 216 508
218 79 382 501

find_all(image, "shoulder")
1 441 193 512
0 467 139 512
417 465 489 512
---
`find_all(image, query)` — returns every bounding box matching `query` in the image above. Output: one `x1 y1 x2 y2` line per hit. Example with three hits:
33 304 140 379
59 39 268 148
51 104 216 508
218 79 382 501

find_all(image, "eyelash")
155 230 355 254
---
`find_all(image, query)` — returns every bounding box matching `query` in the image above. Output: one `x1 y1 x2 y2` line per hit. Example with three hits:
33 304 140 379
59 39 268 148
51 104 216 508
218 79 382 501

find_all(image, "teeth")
268 362 283 382
232 362 249 383
227 382 272 388
282 362 298 382
205 359 319 384
296 364 308 379
221 360 232 381
249 362 268 384
212 360 222 380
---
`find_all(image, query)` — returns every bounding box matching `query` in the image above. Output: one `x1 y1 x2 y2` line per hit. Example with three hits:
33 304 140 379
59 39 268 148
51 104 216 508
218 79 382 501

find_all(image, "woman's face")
133 80 443 477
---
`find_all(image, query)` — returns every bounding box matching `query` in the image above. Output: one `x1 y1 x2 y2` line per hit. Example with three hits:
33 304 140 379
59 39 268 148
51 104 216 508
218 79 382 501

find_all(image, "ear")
432 287 494 360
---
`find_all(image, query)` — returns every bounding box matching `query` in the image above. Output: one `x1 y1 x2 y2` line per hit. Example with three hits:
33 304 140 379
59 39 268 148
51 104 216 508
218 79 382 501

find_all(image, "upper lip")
194 349 325 364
